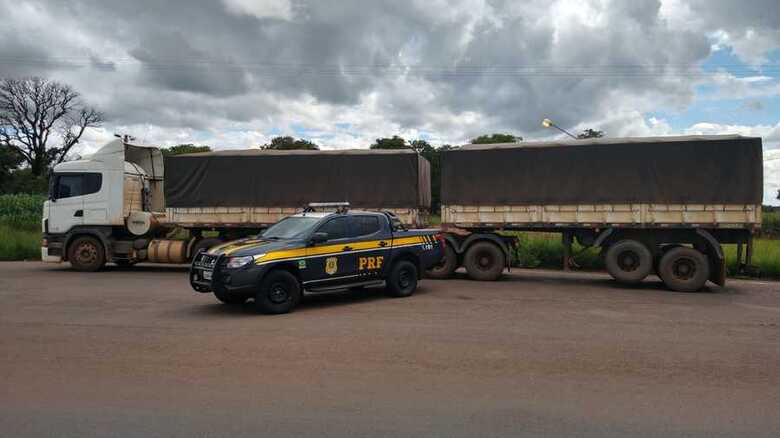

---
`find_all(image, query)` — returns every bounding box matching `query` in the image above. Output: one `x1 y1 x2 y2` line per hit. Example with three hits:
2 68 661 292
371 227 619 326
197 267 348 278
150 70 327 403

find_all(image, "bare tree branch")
0 77 103 175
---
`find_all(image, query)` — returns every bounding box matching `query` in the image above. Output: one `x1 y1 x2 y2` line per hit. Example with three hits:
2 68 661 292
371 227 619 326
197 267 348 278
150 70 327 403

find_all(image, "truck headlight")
226 255 254 269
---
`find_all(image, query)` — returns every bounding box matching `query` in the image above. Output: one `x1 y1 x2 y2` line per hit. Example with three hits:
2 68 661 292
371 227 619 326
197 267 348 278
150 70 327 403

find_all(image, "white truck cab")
42 140 164 269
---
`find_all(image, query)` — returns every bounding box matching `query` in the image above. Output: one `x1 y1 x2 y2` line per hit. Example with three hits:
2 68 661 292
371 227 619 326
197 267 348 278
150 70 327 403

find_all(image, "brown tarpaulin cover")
165 149 431 209
441 135 763 205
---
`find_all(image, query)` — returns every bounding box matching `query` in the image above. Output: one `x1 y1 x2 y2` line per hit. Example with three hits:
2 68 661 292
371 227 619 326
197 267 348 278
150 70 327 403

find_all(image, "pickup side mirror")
309 232 329 245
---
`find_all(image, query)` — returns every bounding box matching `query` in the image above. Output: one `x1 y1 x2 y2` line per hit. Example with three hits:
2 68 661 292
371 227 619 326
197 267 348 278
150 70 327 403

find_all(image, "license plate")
202 270 212 280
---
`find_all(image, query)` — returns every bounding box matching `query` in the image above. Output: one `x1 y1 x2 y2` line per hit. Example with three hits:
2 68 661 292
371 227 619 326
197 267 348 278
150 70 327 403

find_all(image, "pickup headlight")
226 255 254 269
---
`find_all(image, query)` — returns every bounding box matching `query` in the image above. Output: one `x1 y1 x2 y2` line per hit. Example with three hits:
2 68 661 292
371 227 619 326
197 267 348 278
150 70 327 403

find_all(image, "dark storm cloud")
1 0 778 139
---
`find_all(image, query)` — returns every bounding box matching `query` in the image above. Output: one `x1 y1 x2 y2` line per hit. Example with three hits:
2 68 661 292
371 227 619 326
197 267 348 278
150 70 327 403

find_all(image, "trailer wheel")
214 288 250 305
463 241 505 281
68 236 106 272
255 270 301 314
426 245 458 279
658 247 709 292
605 240 652 284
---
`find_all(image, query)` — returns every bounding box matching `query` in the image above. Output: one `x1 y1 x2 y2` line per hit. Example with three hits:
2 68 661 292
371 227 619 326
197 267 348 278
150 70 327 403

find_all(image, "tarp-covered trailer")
164 148 431 228
431 135 763 292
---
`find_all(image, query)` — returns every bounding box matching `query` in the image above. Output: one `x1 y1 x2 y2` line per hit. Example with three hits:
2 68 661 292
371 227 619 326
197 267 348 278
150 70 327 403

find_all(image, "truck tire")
386 260 418 298
214 288 250 305
658 247 709 292
463 241 505 281
255 270 301 314
426 245 458 279
68 236 106 272
653 244 682 275
191 237 223 260
605 240 652 284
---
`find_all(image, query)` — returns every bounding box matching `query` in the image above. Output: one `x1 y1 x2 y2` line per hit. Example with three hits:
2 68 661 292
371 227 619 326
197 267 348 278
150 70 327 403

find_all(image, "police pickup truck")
189 207 444 314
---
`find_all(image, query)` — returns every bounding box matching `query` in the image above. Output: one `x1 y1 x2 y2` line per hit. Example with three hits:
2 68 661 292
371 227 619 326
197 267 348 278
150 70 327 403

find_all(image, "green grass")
0 223 40 261
0 194 44 261
724 240 780 278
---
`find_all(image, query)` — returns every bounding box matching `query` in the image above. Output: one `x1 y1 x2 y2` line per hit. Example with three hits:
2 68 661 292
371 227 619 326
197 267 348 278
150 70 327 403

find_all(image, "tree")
370 136 456 212
0 77 103 176
0 146 23 194
370 135 407 150
262 136 319 150
470 133 521 144
577 128 604 139
161 144 212 156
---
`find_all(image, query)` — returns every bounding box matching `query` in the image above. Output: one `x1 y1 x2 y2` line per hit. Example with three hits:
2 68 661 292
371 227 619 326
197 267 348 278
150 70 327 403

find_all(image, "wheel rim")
617 250 639 272
672 257 696 281
75 242 98 266
476 251 493 271
398 268 412 289
268 282 290 304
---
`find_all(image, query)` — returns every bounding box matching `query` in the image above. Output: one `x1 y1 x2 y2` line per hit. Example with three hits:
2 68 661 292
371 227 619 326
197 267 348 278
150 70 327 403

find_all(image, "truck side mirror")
309 232 329 245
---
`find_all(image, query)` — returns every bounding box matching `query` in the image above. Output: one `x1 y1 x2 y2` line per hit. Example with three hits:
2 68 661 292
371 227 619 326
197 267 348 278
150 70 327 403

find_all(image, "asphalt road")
1 262 779 437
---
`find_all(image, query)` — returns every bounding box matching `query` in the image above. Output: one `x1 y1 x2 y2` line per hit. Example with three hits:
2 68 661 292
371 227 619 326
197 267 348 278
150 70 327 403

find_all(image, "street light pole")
542 118 578 140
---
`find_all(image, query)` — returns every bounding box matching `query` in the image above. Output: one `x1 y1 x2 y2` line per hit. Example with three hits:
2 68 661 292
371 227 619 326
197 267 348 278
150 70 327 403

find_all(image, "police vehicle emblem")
325 257 338 275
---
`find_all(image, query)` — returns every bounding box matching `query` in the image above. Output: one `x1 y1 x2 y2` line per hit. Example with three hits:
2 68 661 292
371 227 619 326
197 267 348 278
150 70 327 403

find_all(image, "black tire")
463 241 505 281
605 240 653 284
653 244 683 275
386 260 418 298
214 288 250 305
658 247 709 292
68 236 106 272
255 270 302 314
426 245 458 279
191 237 223 260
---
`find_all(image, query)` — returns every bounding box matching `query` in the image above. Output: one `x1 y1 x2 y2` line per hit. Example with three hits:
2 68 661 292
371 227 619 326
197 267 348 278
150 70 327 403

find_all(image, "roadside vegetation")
0 194 44 261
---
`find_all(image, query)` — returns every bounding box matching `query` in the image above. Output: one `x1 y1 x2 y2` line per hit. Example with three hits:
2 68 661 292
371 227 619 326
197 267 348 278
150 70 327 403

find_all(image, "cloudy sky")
2 0 779 203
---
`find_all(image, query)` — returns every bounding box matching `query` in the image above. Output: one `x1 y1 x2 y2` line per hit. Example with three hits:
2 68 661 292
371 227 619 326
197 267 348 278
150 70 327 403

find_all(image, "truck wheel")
426 245 458 279
658 247 709 292
605 240 652 284
463 241 505 281
214 288 249 305
191 237 223 260
68 236 106 272
255 270 301 314
386 260 418 297
653 244 682 274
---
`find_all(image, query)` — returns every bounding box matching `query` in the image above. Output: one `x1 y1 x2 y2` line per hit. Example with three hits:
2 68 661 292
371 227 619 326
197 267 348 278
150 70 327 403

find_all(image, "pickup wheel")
463 241 505 281
658 247 709 292
386 260 418 298
68 236 106 272
426 245 458 279
255 270 301 314
605 240 652 284
214 288 249 305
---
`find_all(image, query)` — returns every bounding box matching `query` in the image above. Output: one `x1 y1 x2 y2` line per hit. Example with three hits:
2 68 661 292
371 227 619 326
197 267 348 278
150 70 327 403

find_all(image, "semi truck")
41 140 431 271
428 135 763 292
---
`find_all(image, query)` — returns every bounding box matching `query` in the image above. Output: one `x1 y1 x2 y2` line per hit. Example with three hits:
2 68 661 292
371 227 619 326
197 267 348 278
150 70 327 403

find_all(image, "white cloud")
221 0 293 20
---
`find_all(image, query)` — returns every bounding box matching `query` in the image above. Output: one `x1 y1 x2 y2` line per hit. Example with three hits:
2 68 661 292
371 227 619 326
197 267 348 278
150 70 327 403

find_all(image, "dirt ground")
1 261 778 437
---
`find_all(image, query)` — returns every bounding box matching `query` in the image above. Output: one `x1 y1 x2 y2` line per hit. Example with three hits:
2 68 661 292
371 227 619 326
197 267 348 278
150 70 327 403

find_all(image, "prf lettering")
359 256 384 270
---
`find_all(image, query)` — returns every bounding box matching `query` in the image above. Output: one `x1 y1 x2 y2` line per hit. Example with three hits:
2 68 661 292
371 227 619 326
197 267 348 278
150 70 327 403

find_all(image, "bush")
0 193 46 230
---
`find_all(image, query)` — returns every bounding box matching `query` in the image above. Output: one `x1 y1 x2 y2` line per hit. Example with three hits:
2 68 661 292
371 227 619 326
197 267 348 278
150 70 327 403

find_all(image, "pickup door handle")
74 210 84 217
378 241 388 247
342 246 353 251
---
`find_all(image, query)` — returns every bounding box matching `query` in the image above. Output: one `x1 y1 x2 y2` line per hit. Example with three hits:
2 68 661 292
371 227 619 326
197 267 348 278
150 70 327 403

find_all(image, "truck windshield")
262 216 321 239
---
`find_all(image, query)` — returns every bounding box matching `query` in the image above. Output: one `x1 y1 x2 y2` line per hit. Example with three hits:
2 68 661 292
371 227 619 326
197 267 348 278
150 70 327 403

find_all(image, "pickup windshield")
262 216 321 239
